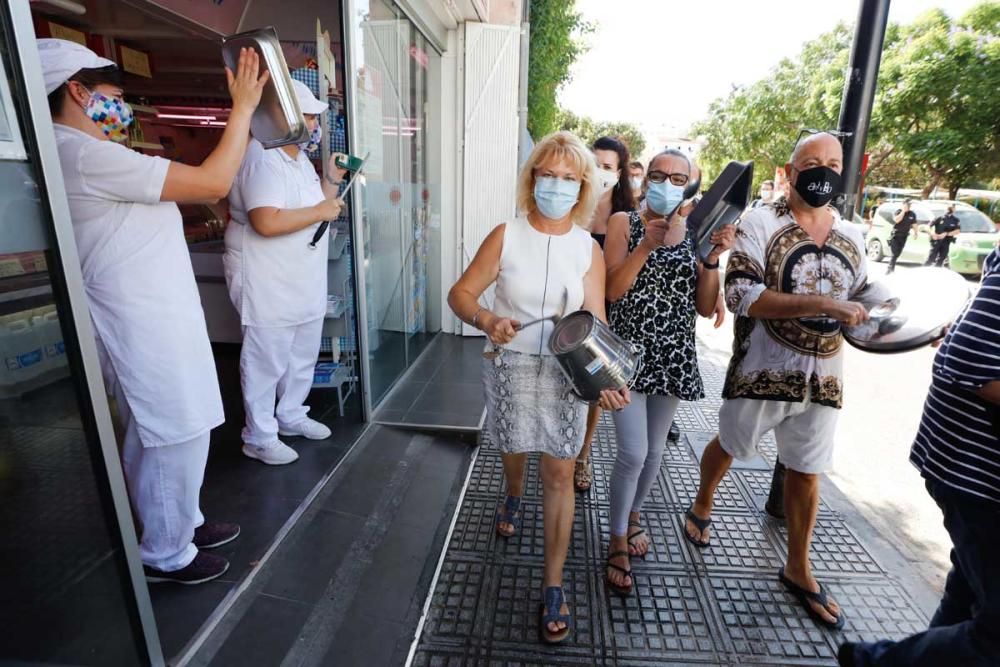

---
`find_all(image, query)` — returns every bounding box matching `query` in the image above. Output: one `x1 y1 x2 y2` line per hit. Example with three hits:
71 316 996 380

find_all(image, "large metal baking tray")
221 27 307 149
686 160 754 262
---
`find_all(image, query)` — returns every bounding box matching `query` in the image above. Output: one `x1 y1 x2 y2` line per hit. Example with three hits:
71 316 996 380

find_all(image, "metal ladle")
483 288 569 359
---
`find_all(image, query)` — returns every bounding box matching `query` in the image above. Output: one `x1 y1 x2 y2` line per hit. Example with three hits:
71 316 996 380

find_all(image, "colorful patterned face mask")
300 124 322 153
83 89 133 143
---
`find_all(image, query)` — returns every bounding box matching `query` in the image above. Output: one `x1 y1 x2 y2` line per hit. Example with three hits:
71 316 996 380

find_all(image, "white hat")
36 38 116 95
291 79 327 115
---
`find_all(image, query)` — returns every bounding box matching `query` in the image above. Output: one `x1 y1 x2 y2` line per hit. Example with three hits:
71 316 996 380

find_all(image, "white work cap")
291 79 327 115
36 38 116 95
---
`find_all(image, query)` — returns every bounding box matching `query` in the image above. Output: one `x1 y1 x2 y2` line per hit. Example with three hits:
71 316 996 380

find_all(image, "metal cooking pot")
548 311 641 401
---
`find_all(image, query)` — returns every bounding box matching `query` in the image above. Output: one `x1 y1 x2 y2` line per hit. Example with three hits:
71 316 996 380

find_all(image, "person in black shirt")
888 199 919 273
925 205 961 267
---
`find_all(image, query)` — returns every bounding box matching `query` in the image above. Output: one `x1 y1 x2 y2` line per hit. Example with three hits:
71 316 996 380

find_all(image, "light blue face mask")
645 180 686 216
533 176 580 220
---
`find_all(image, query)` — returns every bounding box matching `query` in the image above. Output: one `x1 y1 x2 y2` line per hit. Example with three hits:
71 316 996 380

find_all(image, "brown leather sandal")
574 458 592 493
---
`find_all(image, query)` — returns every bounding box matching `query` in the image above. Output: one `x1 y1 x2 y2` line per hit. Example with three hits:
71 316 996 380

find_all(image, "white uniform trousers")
240 317 323 447
99 340 208 572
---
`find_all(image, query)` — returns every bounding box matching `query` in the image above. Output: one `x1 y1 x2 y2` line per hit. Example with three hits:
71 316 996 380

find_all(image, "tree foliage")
555 109 647 157
691 1 1000 197
526 0 592 139
876 5 1000 197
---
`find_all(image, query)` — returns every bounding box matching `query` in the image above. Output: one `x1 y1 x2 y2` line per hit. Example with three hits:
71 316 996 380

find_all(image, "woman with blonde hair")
449 131 628 643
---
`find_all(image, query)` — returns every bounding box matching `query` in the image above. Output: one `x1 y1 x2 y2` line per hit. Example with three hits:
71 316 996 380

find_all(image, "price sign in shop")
0 54 28 161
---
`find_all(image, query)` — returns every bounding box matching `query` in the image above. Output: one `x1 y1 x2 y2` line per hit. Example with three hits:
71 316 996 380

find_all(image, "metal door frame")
6 2 164 663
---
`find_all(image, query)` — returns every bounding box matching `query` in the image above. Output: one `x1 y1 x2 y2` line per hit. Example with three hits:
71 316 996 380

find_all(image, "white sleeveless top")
493 216 594 355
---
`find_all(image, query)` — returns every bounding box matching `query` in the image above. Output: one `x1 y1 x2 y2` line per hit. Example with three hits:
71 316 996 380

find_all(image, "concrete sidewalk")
412 353 936 666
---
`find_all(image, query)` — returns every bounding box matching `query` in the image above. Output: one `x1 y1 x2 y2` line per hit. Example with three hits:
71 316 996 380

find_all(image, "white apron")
224 140 328 327
54 125 224 447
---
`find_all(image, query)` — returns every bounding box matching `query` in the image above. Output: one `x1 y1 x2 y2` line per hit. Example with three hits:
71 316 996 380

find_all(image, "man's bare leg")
781 469 840 623
685 436 733 543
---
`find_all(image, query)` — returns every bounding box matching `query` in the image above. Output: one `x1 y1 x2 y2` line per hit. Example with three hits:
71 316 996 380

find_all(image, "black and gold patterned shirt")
722 202 879 408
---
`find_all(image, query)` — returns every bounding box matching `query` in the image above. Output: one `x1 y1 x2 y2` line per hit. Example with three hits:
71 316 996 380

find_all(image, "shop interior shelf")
325 297 348 319
329 229 348 260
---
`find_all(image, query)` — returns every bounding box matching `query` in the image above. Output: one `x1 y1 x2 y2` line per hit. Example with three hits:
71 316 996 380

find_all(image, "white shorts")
718 395 839 474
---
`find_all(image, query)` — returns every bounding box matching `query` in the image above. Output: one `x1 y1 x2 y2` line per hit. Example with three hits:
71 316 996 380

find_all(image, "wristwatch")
703 259 720 270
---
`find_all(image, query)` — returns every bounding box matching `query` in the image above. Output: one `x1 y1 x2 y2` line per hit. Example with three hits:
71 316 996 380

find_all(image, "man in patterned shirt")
683 133 884 629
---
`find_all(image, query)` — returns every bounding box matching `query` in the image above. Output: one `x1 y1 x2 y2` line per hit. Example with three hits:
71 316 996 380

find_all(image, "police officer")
926 204 961 267
888 198 918 274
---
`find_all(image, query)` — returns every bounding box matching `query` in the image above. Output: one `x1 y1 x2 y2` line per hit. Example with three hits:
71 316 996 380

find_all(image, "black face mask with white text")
793 166 841 208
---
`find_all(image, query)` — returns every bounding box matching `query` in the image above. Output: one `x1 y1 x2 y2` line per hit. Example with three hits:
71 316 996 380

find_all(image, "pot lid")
844 267 971 353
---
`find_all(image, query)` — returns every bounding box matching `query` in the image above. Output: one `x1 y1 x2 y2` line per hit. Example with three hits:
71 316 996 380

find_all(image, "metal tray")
221 27 307 149
686 160 753 262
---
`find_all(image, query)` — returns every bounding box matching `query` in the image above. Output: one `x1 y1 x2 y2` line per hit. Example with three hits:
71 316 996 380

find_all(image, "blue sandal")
539 586 572 644
495 495 522 537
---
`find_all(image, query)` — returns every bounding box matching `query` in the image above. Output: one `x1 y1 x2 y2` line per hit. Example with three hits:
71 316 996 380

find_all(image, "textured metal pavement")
413 359 930 666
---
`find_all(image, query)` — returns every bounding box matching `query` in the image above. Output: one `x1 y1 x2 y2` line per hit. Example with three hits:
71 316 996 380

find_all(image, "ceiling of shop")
31 0 343 103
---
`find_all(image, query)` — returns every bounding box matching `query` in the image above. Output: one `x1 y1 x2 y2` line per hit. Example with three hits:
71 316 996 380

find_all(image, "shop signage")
0 57 27 161
120 45 153 78
316 20 337 96
47 22 87 46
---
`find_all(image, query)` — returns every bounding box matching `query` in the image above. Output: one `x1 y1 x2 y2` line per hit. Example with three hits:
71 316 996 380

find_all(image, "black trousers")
888 237 906 272
848 480 1000 666
926 239 952 267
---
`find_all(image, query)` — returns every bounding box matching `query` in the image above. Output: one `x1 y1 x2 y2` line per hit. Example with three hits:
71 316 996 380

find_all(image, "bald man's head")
785 132 844 210
789 132 843 172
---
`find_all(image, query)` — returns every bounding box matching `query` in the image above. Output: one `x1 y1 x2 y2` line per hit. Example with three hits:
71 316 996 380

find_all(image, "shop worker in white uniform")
225 80 345 465
38 38 268 585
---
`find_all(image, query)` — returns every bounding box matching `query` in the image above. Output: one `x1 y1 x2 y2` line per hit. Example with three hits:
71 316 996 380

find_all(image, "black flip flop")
605 550 634 596
684 506 711 548
778 567 846 630
627 521 649 559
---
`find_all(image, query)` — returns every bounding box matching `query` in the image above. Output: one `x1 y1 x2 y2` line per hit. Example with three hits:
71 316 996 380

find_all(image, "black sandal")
778 567 846 630
495 495 522 537
605 551 634 595
684 506 712 548
539 586 572 644
627 520 649 558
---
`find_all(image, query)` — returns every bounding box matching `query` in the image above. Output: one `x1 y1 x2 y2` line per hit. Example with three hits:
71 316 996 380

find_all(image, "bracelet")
702 259 720 270
471 307 485 330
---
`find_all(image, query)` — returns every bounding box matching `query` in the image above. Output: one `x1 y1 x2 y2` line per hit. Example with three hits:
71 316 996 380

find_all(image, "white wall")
429 29 463 333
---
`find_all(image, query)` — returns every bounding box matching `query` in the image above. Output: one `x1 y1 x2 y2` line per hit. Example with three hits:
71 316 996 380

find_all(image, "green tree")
556 109 646 156
691 24 852 189
527 0 591 139
876 4 1000 198
691 2 1000 197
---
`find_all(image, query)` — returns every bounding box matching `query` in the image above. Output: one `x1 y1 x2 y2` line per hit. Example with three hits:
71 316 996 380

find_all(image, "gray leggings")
610 392 681 536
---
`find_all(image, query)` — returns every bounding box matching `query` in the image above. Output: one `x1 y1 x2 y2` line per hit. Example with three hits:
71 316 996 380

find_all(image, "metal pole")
835 0 892 218
766 0 891 519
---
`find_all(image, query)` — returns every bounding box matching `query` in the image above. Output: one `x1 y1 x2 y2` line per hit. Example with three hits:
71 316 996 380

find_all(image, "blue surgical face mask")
533 176 580 220
300 124 322 153
645 180 685 216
